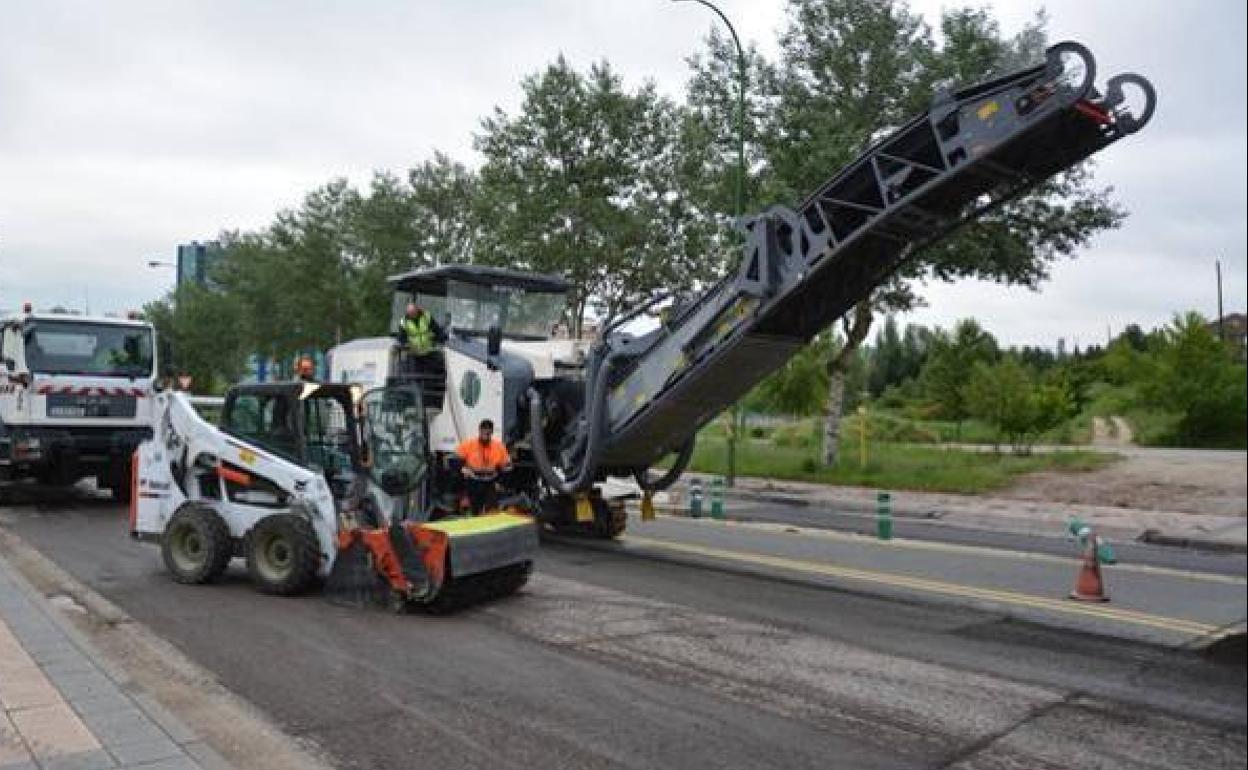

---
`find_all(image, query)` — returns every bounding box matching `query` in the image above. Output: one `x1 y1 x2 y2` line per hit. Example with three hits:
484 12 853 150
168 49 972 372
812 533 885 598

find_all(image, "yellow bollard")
640 491 656 521
575 495 594 523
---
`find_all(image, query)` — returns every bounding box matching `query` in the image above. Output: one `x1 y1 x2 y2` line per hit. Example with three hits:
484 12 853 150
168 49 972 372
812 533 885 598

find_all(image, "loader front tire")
162 505 232 585
246 515 320 596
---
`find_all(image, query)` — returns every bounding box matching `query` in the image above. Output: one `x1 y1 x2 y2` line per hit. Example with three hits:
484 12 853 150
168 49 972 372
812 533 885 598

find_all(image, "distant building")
176 241 224 288
1211 312 1248 359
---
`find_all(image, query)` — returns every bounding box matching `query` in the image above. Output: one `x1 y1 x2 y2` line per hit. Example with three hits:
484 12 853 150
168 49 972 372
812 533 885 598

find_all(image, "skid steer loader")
129 379 538 612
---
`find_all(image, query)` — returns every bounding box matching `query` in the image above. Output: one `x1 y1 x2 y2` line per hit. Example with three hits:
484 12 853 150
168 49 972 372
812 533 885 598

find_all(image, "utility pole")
673 0 747 486
1216 259 1225 342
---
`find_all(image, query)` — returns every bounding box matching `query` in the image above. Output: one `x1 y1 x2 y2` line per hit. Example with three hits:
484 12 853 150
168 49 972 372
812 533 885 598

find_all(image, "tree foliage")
964 357 1073 450
474 57 721 335
1135 313 1247 447
920 319 999 424
142 285 247 393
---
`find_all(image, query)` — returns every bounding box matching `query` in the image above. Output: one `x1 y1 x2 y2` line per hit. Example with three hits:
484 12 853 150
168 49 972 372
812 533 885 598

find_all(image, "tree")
965 356 1073 452
746 334 830 416
822 301 874 464
920 318 999 433
351 158 480 335
474 57 720 336
684 1 1124 465
1137 313 1248 447
142 285 247 393
867 316 910 397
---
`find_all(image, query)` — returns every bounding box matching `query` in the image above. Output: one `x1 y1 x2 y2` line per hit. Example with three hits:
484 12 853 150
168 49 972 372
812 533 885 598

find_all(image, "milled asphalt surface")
1 491 1245 770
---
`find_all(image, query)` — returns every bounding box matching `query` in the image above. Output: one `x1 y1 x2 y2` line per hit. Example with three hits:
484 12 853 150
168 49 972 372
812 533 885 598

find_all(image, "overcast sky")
2 0 1244 348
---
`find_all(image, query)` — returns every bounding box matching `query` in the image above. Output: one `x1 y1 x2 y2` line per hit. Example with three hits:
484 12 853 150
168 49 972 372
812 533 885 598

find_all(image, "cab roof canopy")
388 265 569 296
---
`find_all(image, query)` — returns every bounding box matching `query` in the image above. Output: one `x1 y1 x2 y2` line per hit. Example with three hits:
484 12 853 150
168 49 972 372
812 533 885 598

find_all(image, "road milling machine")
133 41 1153 612
331 41 1155 539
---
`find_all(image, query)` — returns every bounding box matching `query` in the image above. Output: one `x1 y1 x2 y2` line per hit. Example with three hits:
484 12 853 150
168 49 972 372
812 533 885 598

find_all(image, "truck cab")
0 307 156 499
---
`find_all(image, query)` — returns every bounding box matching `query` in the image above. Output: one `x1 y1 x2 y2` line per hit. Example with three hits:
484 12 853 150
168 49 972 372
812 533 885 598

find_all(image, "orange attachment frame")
336 524 448 597
216 464 251 487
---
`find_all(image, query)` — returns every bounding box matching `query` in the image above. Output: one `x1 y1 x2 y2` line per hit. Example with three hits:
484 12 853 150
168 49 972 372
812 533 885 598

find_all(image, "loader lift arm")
529 41 1155 492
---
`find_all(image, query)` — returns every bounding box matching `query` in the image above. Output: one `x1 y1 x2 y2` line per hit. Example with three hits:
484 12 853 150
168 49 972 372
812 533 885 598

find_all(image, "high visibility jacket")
456 437 511 473
402 312 435 355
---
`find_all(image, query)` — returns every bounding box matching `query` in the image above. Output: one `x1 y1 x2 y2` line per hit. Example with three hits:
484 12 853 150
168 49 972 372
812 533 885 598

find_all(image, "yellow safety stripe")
423 512 533 537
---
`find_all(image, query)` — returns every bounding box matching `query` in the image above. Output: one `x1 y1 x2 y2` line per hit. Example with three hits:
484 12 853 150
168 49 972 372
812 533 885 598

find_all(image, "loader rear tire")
246 515 320 596
162 505 232 585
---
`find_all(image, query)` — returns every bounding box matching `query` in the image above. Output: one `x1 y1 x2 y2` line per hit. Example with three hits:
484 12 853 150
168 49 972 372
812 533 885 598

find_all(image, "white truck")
1 306 157 501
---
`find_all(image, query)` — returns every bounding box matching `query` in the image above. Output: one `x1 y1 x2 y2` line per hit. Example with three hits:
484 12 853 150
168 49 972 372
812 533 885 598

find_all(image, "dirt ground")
1001 447 1248 517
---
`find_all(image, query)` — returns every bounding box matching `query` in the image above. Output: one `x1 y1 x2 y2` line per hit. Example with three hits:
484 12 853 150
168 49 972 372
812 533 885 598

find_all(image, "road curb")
1138 529 1248 555
0 526 337 770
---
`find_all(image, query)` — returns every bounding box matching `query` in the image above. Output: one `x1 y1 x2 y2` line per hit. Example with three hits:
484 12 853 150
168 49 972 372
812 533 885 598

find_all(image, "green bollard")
877 491 893 540
1096 536 1118 565
710 477 725 519
689 478 703 518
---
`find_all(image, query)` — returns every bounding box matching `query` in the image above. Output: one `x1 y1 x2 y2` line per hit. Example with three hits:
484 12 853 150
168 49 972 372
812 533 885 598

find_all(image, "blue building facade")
176 241 224 288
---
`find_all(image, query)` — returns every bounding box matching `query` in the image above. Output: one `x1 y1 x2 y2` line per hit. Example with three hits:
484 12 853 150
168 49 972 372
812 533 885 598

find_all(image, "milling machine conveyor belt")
597 42 1155 469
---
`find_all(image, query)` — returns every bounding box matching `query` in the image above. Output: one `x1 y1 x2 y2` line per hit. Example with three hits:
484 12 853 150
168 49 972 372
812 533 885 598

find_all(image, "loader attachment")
409 512 538 612
326 385 538 612
328 513 538 612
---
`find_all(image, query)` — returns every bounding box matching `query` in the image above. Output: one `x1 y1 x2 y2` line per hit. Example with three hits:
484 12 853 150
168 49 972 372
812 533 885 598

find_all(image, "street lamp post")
673 0 747 486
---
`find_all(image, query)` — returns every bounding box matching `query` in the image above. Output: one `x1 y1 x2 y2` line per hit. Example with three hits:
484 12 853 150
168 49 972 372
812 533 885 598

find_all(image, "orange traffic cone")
1069 537 1109 602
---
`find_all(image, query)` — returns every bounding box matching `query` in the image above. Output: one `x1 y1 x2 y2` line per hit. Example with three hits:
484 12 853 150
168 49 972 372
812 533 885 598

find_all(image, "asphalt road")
2 492 1245 770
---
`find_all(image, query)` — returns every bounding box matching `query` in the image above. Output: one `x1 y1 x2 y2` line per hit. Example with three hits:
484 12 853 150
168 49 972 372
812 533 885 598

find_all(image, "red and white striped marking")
32 384 147 397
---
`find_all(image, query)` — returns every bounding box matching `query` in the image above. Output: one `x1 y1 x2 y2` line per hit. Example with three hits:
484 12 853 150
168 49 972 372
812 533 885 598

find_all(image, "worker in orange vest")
455 419 513 513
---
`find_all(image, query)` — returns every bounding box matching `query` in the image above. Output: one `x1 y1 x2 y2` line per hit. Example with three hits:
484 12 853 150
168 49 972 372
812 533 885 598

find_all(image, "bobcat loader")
130 379 538 612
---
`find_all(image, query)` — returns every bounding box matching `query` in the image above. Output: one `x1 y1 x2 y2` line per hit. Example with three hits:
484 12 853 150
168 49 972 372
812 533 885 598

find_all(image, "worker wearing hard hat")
456 419 512 513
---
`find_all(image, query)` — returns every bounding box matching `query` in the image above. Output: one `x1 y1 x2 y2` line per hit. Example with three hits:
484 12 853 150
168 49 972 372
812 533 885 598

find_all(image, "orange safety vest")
456 437 511 472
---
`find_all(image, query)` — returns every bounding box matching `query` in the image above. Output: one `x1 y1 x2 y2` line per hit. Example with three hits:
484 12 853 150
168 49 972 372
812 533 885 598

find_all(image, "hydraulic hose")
528 348 621 495
632 435 696 493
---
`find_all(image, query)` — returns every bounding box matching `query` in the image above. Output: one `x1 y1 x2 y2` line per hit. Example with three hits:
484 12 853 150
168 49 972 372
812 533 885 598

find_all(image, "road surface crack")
928 689 1082 769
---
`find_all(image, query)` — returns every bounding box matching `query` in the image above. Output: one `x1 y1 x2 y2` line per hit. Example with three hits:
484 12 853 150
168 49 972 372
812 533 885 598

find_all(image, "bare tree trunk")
821 299 875 467
822 368 846 465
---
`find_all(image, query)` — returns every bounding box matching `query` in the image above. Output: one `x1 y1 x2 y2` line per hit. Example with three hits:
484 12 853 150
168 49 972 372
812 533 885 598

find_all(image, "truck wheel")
246 515 320 596
162 506 233 585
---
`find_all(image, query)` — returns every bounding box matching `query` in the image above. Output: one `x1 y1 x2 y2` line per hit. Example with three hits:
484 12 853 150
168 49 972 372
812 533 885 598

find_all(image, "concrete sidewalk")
607 475 1248 554
0 552 230 770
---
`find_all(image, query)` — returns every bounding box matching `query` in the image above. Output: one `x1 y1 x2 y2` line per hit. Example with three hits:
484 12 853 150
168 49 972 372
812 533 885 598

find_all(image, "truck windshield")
24 321 154 378
445 280 566 340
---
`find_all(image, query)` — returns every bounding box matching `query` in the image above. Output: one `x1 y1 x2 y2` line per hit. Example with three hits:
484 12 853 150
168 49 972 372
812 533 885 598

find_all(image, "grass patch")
684 434 1115 495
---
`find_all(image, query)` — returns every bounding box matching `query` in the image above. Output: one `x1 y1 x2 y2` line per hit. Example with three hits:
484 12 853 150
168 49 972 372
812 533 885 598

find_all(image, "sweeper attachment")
129 381 537 613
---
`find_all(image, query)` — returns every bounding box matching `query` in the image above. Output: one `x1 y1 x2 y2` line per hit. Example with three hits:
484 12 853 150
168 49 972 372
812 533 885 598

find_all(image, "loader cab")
222 382 362 475
220 382 429 503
